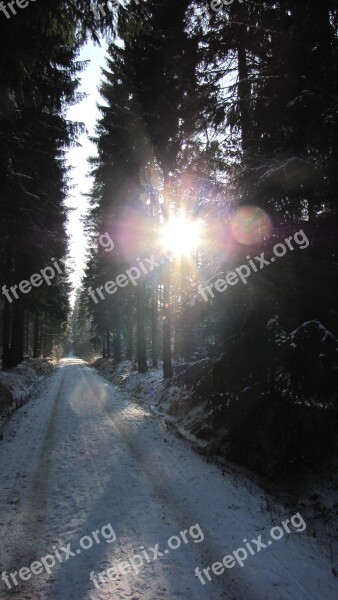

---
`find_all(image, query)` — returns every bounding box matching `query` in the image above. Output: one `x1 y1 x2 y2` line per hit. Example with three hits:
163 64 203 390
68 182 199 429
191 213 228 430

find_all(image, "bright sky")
65 39 108 305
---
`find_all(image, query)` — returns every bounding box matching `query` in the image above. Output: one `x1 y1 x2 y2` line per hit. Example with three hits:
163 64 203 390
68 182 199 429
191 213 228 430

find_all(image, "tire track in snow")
83 369 249 600
0 366 67 599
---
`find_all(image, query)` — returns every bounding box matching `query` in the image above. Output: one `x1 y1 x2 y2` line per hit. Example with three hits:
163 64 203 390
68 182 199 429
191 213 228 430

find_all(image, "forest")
1 2 338 599
1 0 338 476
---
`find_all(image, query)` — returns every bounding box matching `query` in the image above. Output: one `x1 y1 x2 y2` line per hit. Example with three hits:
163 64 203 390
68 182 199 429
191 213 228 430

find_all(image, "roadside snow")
0 359 54 439
0 359 53 404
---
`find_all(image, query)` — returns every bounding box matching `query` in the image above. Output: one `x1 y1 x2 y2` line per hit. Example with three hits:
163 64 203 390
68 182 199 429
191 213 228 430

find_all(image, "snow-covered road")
0 358 336 600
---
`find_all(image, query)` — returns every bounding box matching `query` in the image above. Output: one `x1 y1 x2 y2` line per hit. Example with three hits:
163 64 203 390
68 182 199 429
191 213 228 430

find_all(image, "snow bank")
0 358 54 424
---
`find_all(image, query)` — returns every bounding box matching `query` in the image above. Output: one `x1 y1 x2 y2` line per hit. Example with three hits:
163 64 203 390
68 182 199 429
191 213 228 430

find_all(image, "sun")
160 212 202 257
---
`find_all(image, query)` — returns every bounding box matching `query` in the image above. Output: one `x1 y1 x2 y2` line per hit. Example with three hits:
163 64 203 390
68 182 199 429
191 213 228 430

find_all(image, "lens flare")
231 206 272 245
161 213 202 257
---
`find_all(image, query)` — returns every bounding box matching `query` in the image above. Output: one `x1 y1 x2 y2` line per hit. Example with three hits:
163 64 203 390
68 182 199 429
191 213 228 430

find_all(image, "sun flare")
160 213 202 257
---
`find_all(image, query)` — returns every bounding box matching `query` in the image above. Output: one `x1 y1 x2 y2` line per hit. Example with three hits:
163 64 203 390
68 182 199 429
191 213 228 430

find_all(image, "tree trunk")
106 329 111 358
25 311 29 356
113 322 121 363
151 286 158 368
161 190 173 379
102 332 106 358
33 314 41 358
2 299 11 369
126 318 133 360
162 258 173 379
136 281 148 373
10 302 24 367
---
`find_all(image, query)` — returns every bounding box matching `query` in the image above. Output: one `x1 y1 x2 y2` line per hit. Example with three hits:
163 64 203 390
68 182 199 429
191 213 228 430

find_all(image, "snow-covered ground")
0 359 54 436
95 359 338 548
0 358 337 599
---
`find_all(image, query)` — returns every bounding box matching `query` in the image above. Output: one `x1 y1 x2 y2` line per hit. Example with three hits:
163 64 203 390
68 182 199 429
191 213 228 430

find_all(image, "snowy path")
0 358 336 600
